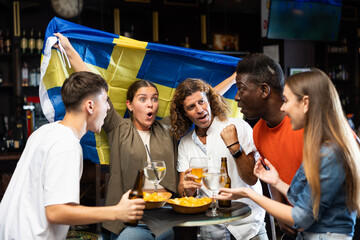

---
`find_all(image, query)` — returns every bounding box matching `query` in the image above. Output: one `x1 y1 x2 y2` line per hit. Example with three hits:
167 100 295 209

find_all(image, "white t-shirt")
0 122 83 240
177 117 265 240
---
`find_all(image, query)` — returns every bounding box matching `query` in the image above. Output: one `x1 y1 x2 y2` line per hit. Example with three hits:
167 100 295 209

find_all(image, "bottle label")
22 69 28 79
22 67 29 86
30 71 37 86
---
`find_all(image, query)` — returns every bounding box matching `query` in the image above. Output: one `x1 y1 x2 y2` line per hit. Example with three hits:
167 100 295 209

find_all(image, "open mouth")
147 112 153 118
198 114 207 120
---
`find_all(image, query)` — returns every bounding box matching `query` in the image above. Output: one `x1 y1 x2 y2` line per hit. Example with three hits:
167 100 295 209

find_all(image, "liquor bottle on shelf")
13 118 24 150
23 97 35 137
184 36 190 48
29 68 37 87
219 157 232 208
0 115 7 152
28 28 35 54
0 71 3 86
327 38 348 54
36 30 43 55
36 67 41 86
0 29 4 54
335 64 348 81
342 38 348 53
4 29 11 53
126 169 144 226
21 29 28 54
22 62 29 87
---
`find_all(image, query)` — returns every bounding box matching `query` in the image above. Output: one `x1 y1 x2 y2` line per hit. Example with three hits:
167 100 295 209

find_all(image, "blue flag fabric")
40 17 241 164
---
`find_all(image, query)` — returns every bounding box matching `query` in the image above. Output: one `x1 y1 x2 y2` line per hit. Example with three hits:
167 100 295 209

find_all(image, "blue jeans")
111 224 174 240
199 222 268 240
297 232 352 240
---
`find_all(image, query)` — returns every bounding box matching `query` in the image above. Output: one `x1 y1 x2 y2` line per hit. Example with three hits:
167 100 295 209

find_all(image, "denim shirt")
287 144 357 236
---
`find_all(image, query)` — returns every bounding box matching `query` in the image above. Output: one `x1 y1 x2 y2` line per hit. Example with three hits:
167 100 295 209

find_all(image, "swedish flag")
40 17 241 164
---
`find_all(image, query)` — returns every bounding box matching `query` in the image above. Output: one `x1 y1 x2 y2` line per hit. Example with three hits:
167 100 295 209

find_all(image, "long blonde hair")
286 69 360 219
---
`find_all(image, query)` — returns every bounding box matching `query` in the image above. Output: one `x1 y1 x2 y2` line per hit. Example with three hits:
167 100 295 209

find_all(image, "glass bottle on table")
219 157 231 208
189 157 207 198
126 169 145 226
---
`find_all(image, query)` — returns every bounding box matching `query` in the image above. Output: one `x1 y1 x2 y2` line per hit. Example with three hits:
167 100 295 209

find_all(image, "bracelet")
226 141 239 148
232 146 243 158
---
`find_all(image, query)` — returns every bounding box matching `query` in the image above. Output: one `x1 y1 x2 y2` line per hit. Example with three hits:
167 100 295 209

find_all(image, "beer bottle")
219 157 232 208
126 169 144 226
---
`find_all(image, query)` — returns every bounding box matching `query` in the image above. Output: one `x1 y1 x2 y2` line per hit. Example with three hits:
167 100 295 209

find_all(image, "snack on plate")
143 192 171 202
168 197 213 207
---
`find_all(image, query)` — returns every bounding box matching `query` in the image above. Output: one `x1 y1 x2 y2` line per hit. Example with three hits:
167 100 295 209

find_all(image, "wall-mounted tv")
267 0 342 41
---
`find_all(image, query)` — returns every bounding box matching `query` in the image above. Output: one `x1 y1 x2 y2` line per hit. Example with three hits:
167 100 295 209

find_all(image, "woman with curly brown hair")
170 78 268 240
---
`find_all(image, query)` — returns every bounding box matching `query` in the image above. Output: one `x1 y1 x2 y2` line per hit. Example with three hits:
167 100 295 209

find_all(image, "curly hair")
170 78 230 140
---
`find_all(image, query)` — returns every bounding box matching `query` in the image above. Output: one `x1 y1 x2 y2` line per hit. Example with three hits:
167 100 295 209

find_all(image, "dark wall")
14 0 262 52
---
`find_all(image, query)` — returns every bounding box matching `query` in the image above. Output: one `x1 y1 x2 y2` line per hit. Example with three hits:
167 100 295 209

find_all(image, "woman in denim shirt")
217 69 360 239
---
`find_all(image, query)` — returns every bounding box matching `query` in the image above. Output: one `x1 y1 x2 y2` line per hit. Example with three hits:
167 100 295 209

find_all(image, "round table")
143 201 251 236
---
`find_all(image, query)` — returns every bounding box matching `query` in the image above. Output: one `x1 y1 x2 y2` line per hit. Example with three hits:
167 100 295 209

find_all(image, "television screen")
267 0 342 41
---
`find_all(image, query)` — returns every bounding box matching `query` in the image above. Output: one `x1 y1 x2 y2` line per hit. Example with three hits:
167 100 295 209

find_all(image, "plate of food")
143 192 172 209
167 197 213 214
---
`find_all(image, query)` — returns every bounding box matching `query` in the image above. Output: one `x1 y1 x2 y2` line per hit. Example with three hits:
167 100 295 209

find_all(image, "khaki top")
102 100 178 235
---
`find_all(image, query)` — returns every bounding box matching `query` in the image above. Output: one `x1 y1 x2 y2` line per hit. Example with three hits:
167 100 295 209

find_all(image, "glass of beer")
189 157 207 198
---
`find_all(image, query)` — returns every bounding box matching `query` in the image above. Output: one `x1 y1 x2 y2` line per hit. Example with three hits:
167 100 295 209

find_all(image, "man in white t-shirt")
170 78 267 240
0 71 146 240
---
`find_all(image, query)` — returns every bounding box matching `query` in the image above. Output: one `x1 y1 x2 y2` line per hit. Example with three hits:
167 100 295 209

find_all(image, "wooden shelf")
207 50 250 56
0 152 21 161
0 84 13 88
